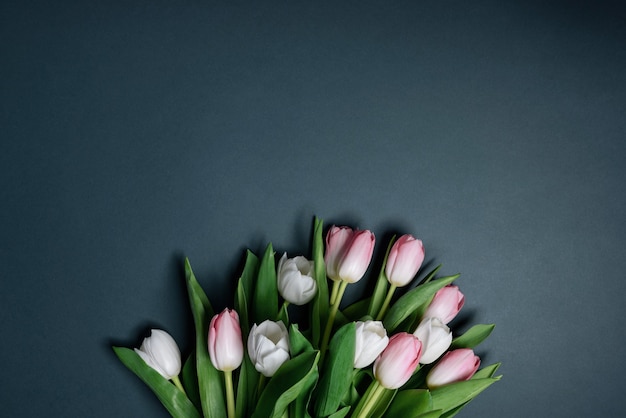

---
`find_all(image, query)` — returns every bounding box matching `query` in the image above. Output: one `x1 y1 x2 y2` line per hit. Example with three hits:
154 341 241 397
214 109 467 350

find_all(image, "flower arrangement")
113 218 501 418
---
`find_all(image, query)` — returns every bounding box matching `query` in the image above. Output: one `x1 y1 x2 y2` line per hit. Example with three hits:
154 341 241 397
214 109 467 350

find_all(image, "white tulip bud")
277 253 317 305
247 320 290 377
134 329 182 380
353 320 389 368
413 317 453 364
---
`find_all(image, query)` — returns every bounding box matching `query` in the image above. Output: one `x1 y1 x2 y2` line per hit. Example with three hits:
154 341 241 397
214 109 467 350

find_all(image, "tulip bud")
336 229 376 283
413 317 452 364
426 348 480 389
134 329 182 380
208 308 244 372
277 253 317 305
373 332 422 389
353 321 389 368
324 226 354 281
385 234 425 287
422 285 465 324
247 320 290 377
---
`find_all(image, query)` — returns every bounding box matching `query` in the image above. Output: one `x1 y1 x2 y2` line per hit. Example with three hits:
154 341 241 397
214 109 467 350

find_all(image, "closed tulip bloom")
413 317 452 364
134 329 182 380
353 321 389 368
336 229 376 283
422 285 465 324
373 332 422 389
208 308 244 372
385 234 425 287
325 226 354 281
277 253 317 305
247 320 290 377
426 348 480 389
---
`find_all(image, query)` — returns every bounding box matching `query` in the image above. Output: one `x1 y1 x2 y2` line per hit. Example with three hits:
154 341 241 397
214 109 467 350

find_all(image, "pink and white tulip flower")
135 329 182 380
426 348 481 389
324 226 354 281
336 229 376 284
353 320 389 368
277 253 317 305
385 234 425 287
373 332 422 389
422 285 465 324
208 308 244 372
413 317 452 364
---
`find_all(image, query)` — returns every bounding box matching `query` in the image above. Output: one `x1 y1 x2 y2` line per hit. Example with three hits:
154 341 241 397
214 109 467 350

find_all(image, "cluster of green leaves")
113 217 501 418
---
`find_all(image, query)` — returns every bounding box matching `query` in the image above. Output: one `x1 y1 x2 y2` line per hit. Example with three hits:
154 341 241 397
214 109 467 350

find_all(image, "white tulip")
277 253 317 305
353 320 389 368
134 329 182 380
247 320 290 377
413 317 453 364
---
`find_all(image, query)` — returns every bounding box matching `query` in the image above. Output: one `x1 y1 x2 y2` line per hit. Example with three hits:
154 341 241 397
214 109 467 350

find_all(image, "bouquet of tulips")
113 217 501 418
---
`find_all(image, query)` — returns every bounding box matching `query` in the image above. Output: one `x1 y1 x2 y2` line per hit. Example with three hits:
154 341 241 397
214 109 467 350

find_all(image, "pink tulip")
385 234 425 287
373 332 422 389
422 285 465 324
324 226 354 281
208 308 244 372
426 348 480 389
336 229 376 283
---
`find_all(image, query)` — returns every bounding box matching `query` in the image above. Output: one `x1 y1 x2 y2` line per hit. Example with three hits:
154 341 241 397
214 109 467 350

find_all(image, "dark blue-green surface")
2 1 625 416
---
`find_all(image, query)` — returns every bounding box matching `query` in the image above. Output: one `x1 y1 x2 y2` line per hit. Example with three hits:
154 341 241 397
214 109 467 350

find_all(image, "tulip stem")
356 380 385 418
224 370 236 418
320 280 348 360
257 374 266 398
171 375 186 395
329 279 340 306
376 284 397 321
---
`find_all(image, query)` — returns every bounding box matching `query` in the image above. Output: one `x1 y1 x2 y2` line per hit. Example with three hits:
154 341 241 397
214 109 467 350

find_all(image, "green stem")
375 284 397 321
356 380 385 418
320 280 348 360
257 374 266 399
224 370 236 418
171 375 186 395
329 279 341 306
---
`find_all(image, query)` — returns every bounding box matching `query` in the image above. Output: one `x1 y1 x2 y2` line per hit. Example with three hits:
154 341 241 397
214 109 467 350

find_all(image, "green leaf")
254 243 278 322
430 377 501 414
421 264 442 284
367 236 396 317
251 351 320 418
236 353 260 418
343 297 372 321
289 367 318 418
113 347 201 418
235 250 259 336
472 363 501 379
181 353 201 410
185 258 226 418
383 275 459 333
314 322 357 417
351 382 396 418
289 324 314 356
311 217 329 348
451 324 495 349
415 411 443 418
384 389 432 417
328 406 351 418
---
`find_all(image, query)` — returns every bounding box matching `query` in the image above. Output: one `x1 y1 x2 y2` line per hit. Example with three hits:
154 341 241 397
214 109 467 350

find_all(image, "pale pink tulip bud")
422 285 465 324
413 317 452 364
208 308 244 372
373 332 422 389
336 229 375 283
385 234 425 287
134 329 182 380
324 226 354 281
277 253 317 305
353 320 389 368
426 348 480 389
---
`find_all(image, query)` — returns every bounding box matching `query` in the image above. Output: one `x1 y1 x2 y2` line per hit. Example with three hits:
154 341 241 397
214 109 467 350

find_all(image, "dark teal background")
2 1 625 416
